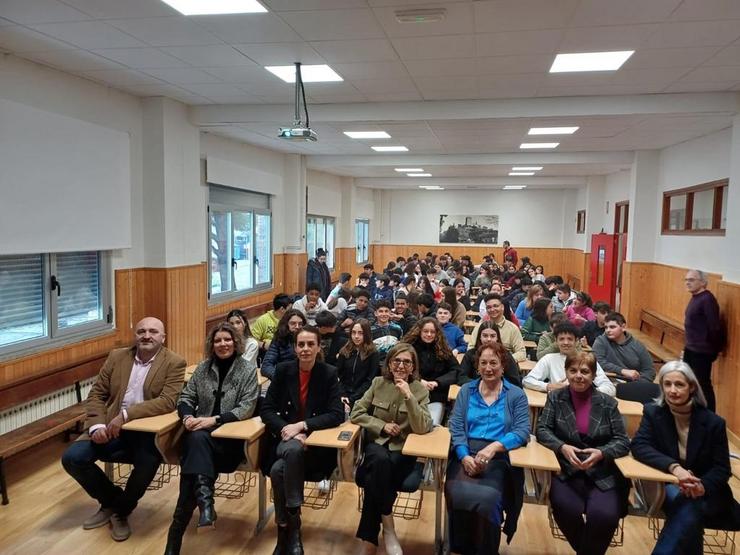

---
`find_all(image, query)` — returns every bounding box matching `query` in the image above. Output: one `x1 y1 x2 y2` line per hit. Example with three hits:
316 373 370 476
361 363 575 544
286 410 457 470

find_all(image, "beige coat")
82 346 186 433
350 376 432 451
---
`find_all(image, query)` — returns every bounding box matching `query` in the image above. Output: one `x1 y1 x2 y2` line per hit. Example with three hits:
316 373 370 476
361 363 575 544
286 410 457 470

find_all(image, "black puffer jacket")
410 340 461 404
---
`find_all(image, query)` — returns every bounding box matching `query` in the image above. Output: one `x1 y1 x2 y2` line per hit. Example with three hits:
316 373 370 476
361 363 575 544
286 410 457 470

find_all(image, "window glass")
692 189 714 230
56 252 101 329
668 195 687 230
232 211 253 291
0 255 45 348
326 219 335 268
255 213 271 285
356 220 369 263
721 186 728 230
210 211 232 295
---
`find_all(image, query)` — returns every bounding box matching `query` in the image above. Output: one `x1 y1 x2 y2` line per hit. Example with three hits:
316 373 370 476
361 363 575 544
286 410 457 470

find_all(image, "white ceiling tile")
570 0 681 26
404 57 478 77
559 24 658 52
203 95 266 103
232 42 325 65
309 92 368 103
263 0 367 9
612 67 691 85
0 0 90 25
279 9 385 41
624 47 720 69
663 81 738 93
141 67 224 84
679 66 740 83
122 83 192 97
0 17 15 26
0 25 77 52
473 0 579 32
364 90 423 101
92 47 190 69
26 49 127 71
107 17 222 47
29 21 148 49
392 35 475 60
79 68 163 87
537 83 666 96
645 21 740 48
475 29 564 56
541 72 618 87
414 75 477 93
162 45 256 67
310 39 398 63
200 65 268 83
670 0 740 21
477 73 545 91
334 61 409 80
703 45 740 67
367 0 468 6
476 54 552 75
373 3 474 38
61 0 178 19
190 13 302 43
181 83 257 97
351 76 419 93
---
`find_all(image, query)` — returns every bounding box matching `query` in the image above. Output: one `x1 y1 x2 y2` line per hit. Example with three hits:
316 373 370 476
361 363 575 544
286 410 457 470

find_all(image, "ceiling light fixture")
550 51 634 73
372 146 408 152
395 8 447 23
420 185 444 190
344 131 391 139
395 168 423 172
503 185 527 190
508 172 534 176
512 166 543 171
520 142 559 149
265 64 342 83
528 127 579 135
407 173 432 177
160 0 267 15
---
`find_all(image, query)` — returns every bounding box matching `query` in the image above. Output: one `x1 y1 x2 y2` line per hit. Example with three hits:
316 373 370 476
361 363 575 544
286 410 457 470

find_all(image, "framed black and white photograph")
439 215 499 244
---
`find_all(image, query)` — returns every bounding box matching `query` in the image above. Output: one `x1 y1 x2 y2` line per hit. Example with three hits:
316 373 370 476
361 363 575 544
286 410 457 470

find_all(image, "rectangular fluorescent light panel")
420 185 444 190
512 166 543 171
509 172 534 176
407 173 432 177
265 64 342 83
372 146 408 152
504 185 527 190
550 51 634 73
344 131 391 139
520 142 559 149
395 168 423 172
528 127 579 135
161 0 267 15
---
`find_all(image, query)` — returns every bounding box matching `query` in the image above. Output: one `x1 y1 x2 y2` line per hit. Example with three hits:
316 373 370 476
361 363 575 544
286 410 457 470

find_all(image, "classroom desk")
403 426 451 555
519 359 535 372
121 411 181 463
305 422 361 482
464 334 473 346
465 310 479 319
448 384 460 401
463 320 477 332
509 437 560 503
523 340 537 349
615 455 678 516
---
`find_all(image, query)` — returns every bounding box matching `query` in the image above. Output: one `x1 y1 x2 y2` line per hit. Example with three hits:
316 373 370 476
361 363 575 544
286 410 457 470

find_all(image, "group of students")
63 247 738 555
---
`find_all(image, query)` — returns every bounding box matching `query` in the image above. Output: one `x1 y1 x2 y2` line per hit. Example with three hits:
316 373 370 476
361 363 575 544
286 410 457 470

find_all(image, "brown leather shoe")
110 514 131 542
82 507 113 530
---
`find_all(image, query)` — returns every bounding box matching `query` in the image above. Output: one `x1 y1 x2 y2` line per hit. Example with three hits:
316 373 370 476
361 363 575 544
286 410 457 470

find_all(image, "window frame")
355 219 370 264
0 251 112 358
661 178 728 236
576 210 586 234
306 215 336 271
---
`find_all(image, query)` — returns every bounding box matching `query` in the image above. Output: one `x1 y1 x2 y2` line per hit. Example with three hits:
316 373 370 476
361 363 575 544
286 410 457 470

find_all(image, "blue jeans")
653 484 705 555
61 431 161 516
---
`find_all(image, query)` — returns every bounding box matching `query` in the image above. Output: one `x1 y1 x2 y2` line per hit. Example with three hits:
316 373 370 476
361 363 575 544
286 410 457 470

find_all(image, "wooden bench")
0 353 106 504
628 309 685 363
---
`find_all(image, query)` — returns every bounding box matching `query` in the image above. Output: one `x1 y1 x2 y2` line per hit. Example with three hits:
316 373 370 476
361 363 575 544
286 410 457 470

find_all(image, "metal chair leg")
0 457 9 505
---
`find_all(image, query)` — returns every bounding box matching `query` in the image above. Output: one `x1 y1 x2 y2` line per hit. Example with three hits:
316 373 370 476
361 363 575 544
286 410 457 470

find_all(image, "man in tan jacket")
61 317 186 541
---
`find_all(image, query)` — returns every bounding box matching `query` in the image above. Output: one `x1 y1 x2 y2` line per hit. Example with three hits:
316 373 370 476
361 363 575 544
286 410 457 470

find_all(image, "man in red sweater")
502 240 518 267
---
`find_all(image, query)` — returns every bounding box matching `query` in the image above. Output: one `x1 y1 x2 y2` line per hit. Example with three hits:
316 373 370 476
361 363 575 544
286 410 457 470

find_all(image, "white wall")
385 189 571 247
307 170 342 218
604 170 631 234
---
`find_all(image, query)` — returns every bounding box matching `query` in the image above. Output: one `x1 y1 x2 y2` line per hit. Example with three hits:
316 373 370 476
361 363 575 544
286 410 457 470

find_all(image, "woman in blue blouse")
445 341 530 554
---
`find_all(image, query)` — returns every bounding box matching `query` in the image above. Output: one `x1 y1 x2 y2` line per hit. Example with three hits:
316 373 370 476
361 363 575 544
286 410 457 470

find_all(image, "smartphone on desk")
337 430 353 441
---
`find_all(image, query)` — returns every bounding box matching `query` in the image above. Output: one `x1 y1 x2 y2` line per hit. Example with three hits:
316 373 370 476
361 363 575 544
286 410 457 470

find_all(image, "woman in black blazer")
260 326 344 555
536 351 630 555
631 360 740 555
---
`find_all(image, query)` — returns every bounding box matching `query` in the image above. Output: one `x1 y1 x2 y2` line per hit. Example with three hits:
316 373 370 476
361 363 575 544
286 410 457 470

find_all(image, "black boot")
164 476 197 555
272 524 288 555
286 508 304 555
194 474 217 532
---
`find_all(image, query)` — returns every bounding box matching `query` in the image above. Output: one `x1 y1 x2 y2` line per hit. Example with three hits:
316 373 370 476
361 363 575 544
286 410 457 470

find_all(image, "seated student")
441 286 466 327
505 275 531 311
473 265 492 291
446 341 530 555
337 319 380 409
521 297 553 344
581 301 610 347
524 323 615 396
436 301 468 357
165 323 260 553
252 294 293 350
387 273 401 302
477 281 504 318
340 288 374 330
370 299 403 362
351 343 433 555
631 361 740 555
552 283 576 313
260 327 344 555
537 312 573 360
363 263 378 292
371 274 393 306
292 282 328 326
416 292 437 320
328 287 351 319
402 317 461 426
514 283 544 323
471 293 527 362
261 309 307 380
315 310 348 367
564 291 596 327
536 351 630 555
327 272 352 307
533 265 546 283
454 278 472 311
460 321 521 387
390 292 417 334
226 309 259 367
451 263 471 293
357 272 372 290
544 274 564 298
593 312 655 382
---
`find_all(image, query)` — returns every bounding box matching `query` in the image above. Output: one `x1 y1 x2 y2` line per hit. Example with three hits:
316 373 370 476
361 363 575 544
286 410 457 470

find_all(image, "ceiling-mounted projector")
278 62 318 142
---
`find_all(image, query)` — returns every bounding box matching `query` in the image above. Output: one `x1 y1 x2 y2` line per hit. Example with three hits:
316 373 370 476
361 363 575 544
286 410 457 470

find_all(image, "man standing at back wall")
683 270 724 412
61 317 186 542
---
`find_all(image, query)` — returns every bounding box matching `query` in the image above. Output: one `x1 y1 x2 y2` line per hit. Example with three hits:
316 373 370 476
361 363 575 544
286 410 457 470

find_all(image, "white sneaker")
382 514 403 555
318 479 331 495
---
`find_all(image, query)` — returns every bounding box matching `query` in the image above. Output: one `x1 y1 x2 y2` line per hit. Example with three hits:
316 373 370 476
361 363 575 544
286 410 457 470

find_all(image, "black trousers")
180 429 244 478
683 348 718 412
356 442 417 545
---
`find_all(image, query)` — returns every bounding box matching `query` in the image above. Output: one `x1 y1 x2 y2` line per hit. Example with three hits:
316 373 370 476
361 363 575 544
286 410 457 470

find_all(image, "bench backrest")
639 309 685 355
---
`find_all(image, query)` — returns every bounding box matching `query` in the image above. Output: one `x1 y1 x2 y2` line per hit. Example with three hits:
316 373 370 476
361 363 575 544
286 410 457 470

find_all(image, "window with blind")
355 219 369 264
208 185 272 302
306 216 335 270
0 251 111 355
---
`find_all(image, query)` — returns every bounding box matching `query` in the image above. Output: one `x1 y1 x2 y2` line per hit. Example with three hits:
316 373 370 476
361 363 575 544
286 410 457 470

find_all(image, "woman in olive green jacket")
351 342 432 555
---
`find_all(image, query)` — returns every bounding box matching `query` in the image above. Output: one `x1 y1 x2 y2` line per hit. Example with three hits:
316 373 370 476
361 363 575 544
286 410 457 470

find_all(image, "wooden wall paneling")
165 263 207 365
715 280 740 435
284 253 308 296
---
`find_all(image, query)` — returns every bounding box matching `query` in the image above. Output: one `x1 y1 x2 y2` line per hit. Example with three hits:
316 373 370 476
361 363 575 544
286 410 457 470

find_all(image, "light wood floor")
2 436 667 555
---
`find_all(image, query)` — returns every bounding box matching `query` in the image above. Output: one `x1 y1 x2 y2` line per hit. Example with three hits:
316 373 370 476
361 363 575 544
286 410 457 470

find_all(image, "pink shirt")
565 305 595 327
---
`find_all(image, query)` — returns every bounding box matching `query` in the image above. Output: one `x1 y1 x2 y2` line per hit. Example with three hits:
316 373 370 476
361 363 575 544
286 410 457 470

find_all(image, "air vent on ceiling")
395 8 447 23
